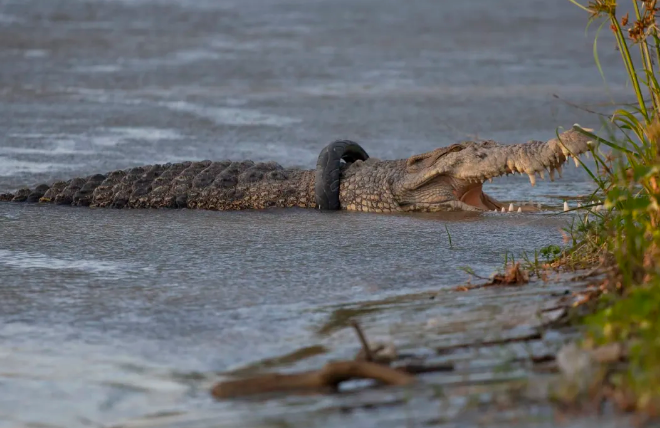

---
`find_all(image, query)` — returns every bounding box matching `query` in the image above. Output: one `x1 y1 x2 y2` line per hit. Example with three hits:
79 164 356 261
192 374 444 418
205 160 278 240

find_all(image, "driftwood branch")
211 360 414 399
211 322 423 399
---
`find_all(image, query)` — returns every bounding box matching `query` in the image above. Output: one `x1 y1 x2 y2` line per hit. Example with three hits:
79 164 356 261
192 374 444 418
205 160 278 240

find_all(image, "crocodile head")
393 126 594 211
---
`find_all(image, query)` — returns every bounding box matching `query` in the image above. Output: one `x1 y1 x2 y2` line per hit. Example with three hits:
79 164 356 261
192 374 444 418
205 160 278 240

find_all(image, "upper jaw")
447 125 595 187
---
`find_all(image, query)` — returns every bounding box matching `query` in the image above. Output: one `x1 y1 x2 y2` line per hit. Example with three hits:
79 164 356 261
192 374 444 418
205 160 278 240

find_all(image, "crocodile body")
0 126 594 213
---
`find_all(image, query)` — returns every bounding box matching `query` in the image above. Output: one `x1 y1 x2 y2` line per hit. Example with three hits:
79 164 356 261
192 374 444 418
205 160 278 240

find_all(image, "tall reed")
566 0 660 413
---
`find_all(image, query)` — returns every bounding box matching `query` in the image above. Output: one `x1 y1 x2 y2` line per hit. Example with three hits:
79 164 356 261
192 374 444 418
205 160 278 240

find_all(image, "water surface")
0 0 628 426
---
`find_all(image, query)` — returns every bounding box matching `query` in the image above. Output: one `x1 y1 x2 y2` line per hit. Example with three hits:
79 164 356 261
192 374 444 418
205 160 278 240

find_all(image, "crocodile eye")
406 144 465 172
480 140 498 148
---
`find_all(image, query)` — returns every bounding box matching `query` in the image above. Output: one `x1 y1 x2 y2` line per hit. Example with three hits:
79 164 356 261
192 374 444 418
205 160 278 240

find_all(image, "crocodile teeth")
489 178 493 183
501 207 506 213
517 207 522 213
539 171 545 181
556 164 563 178
508 203 514 212
528 174 536 187
549 169 555 182
564 201 569 212
573 156 580 167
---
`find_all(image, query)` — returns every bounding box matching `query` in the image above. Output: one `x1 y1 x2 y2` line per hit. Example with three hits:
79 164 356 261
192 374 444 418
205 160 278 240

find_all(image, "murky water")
0 0 630 426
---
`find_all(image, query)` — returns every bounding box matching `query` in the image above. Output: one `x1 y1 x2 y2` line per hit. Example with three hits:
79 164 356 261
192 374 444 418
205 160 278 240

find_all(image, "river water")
0 0 630 427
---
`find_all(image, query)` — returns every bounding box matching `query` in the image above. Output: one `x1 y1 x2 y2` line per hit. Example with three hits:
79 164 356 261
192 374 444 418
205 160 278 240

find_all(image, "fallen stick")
436 331 542 354
211 360 415 399
351 321 373 362
396 362 454 374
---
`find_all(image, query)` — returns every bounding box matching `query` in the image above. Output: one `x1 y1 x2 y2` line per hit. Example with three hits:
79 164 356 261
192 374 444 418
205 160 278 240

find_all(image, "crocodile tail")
1 183 54 203
0 162 234 207
315 140 369 210
1 160 316 210
0 173 111 206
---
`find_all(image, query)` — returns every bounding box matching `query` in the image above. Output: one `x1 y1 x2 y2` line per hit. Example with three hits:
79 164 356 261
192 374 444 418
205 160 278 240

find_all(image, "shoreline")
192 264 630 428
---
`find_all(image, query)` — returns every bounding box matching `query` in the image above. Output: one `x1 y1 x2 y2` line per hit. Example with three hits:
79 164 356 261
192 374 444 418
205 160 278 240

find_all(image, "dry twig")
351 321 373 362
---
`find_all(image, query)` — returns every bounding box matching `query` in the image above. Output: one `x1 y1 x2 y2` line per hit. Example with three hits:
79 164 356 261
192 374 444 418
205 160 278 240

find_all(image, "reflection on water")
0 0 623 426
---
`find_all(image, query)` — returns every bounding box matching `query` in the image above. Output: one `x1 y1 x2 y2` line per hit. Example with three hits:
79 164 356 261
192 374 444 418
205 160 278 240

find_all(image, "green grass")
556 0 660 414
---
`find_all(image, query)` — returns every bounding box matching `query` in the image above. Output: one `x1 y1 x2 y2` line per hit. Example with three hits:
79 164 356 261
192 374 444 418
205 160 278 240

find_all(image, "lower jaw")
479 193 503 210
459 187 502 211
462 192 546 212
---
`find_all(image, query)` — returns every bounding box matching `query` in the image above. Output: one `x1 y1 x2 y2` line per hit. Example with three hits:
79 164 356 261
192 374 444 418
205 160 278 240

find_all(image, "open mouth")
438 125 597 213
457 183 502 211
453 178 541 213
394 126 594 213
452 158 583 213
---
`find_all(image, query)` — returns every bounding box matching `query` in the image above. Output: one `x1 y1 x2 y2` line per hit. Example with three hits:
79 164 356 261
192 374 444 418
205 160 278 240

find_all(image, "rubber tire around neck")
315 140 370 211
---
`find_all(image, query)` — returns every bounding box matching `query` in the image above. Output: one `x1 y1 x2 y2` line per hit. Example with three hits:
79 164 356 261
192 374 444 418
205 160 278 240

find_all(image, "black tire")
315 140 369 210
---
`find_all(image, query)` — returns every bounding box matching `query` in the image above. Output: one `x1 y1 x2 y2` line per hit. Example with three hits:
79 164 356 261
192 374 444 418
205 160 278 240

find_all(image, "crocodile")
0 126 593 213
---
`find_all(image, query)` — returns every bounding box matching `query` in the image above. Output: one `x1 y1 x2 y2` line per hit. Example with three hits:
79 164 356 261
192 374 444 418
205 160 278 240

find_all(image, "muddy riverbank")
122 272 635 428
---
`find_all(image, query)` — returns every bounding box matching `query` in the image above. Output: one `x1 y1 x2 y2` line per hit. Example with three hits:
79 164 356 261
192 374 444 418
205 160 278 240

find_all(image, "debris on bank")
208 268 646 426
489 262 530 286
211 322 453 399
455 262 530 291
